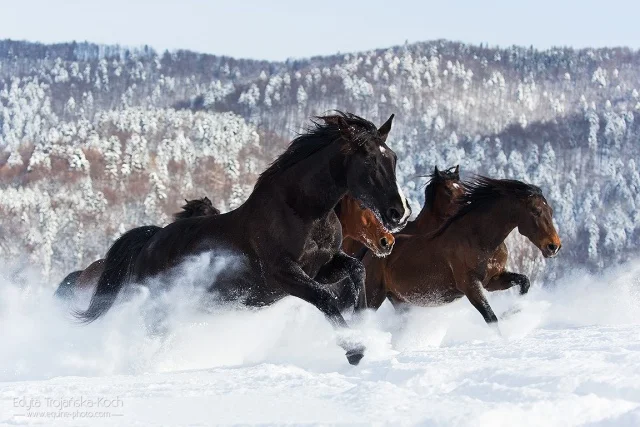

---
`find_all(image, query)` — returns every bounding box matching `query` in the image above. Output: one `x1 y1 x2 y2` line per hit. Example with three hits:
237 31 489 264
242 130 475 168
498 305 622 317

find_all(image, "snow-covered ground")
1 258 640 426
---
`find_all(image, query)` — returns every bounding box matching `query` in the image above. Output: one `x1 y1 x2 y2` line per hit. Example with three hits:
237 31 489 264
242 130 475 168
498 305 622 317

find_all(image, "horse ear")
378 114 394 142
454 165 460 176
434 166 440 175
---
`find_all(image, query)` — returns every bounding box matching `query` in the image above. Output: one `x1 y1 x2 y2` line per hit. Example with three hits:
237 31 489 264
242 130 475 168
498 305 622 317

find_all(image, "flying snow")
1 257 640 426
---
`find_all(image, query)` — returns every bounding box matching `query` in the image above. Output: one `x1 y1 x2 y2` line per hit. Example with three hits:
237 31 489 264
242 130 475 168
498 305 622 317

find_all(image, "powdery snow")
1 258 640 426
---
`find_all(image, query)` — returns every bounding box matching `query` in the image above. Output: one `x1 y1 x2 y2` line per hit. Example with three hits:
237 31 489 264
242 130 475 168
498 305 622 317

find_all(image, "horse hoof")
345 345 365 365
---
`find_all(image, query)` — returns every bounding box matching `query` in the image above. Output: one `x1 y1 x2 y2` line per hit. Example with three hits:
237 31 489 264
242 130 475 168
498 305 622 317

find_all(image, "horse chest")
298 217 342 276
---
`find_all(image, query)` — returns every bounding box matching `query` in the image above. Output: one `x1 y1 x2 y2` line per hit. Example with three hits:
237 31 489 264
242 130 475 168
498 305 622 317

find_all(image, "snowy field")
1 258 640 426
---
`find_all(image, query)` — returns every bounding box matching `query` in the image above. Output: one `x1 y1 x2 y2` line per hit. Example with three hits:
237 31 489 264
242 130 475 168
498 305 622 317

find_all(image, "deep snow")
1 257 640 426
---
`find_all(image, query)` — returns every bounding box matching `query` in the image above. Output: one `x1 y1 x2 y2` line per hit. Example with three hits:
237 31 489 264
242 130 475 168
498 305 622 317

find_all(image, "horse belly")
202 250 284 306
389 255 461 306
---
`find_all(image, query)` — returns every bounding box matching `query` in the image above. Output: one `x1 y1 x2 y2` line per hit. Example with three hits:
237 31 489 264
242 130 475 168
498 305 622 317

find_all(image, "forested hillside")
1 39 638 280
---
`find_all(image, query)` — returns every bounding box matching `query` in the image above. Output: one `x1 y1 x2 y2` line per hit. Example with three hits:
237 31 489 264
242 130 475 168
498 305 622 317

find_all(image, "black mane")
173 197 220 221
429 176 543 238
423 166 459 210
255 111 380 188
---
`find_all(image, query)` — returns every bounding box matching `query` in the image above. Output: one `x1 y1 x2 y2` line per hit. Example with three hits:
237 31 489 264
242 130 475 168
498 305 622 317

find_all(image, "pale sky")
0 0 638 61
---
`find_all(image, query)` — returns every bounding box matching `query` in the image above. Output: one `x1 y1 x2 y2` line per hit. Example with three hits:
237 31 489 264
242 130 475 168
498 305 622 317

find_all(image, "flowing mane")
429 176 543 238
255 111 380 188
173 197 220 220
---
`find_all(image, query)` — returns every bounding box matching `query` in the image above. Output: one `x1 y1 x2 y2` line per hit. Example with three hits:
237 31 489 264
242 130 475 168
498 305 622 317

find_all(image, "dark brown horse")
338 194 394 258
57 196 394 299
76 112 410 365
54 198 219 300
363 177 561 327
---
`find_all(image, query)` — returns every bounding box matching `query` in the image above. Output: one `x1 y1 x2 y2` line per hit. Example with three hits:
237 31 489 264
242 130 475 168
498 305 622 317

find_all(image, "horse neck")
254 143 348 219
413 197 447 233
455 196 519 252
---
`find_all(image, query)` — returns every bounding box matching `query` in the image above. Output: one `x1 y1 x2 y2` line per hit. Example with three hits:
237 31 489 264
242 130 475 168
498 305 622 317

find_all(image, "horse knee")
349 260 366 282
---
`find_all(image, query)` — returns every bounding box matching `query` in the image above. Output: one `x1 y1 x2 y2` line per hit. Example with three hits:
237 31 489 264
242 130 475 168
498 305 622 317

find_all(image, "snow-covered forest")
1 39 639 280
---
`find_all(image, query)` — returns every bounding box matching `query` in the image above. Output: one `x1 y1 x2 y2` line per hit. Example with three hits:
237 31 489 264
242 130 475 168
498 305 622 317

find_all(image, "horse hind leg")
484 271 530 295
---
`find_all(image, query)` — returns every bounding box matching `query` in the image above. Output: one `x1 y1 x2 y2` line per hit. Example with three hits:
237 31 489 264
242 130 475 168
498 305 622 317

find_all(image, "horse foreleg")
316 251 366 312
484 271 530 295
457 273 499 325
268 258 365 365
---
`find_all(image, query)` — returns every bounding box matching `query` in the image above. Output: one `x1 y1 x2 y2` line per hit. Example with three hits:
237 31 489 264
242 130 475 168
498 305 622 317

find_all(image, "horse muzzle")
542 242 561 258
373 236 394 258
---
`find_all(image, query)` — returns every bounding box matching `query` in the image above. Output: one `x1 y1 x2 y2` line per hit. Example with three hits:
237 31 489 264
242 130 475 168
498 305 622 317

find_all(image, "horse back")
133 212 249 279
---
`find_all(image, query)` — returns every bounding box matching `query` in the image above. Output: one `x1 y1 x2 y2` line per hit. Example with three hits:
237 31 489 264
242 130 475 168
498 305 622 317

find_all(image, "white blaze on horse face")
379 146 386 154
452 183 460 189
396 181 411 224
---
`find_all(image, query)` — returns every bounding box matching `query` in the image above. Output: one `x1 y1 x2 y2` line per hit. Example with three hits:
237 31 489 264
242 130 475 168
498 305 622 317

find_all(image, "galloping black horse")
77 112 410 364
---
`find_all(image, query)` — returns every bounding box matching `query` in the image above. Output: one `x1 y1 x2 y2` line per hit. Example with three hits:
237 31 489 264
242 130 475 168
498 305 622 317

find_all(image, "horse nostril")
380 237 389 248
547 243 558 253
387 207 401 223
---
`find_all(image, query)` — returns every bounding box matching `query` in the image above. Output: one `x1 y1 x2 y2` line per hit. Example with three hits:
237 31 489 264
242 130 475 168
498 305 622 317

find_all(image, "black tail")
53 270 83 300
75 225 161 323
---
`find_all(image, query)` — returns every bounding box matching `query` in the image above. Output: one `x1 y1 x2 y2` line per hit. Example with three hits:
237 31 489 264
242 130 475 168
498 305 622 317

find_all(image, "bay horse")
390 166 518 297
338 194 395 258
363 177 561 327
76 112 410 365
54 198 219 300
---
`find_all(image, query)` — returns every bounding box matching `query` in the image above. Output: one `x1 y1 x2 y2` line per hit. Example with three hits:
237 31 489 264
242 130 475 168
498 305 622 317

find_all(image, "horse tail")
53 270 83 300
74 225 161 323
354 246 369 261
